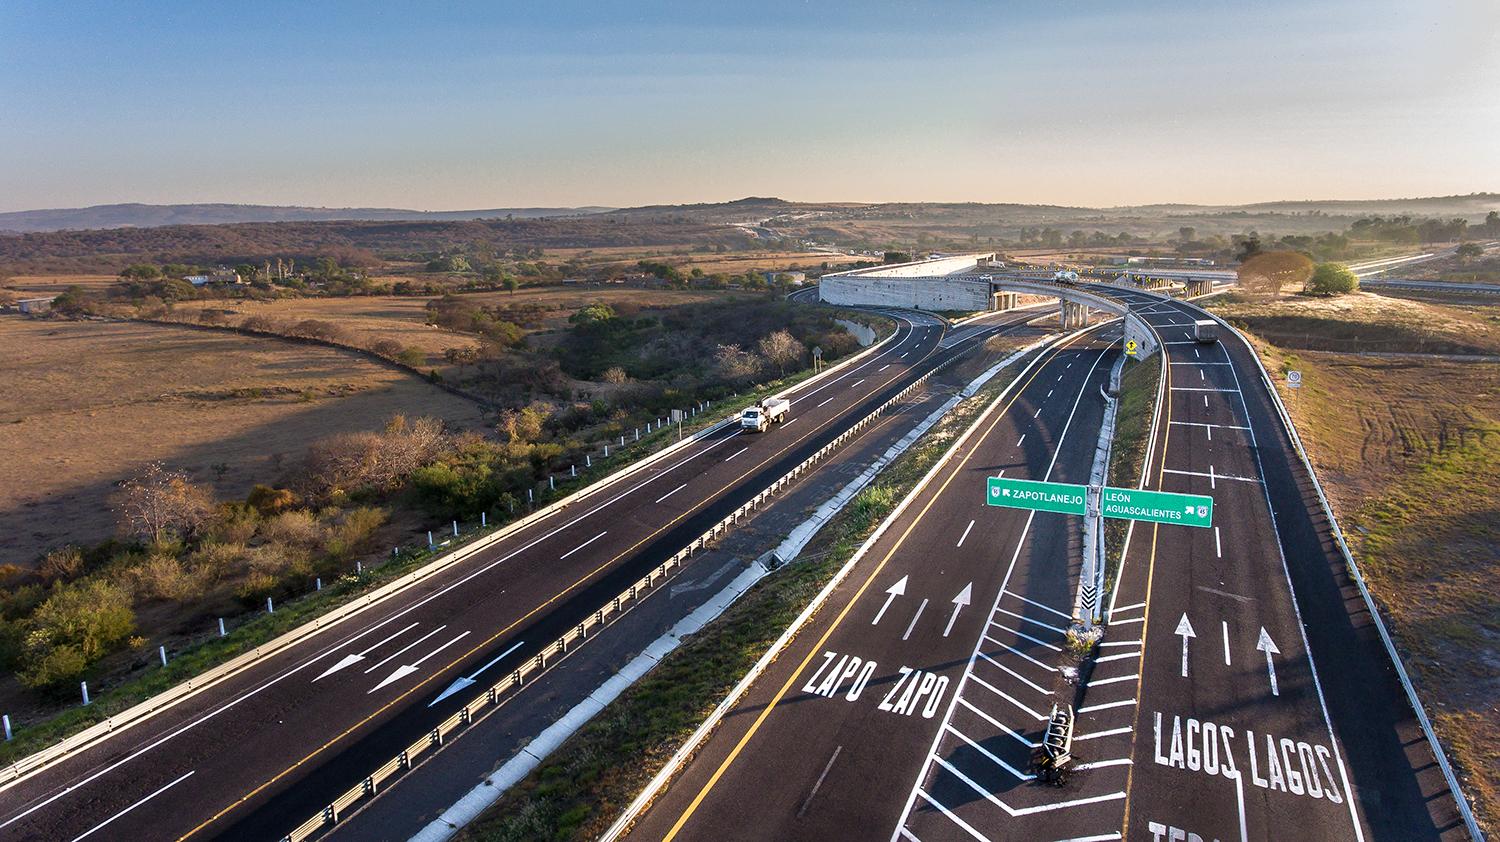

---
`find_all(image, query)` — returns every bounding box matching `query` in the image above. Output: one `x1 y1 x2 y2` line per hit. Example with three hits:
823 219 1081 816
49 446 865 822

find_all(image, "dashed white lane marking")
1223 620 1232 666
1016 433 1027 447
879 364 891 372
1034 406 1042 418
901 351 910 358
851 379 866 387
1054 834 1122 842
1173 386 1241 393
654 483 688 504
1047 389 1054 398
783 418 797 427
1215 526 1223 557
71 770 196 842
1078 698 1136 714
1074 726 1132 741
817 396 837 407
797 745 843 818
956 519 976 548
559 530 609 559
946 724 1035 781
364 625 447 674
902 598 929 641
725 446 748 460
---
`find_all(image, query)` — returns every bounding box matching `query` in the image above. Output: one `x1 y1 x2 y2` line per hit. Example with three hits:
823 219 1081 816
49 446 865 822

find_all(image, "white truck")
1193 319 1219 343
1052 270 1080 282
740 397 790 433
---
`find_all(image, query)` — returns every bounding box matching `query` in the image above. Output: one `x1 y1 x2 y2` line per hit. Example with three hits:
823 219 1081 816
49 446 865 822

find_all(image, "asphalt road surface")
621 325 1124 841
617 287 1469 842
0 307 1035 842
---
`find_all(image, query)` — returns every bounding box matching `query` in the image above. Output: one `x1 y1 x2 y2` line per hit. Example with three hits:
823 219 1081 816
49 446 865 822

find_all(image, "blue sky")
2 0 1496 211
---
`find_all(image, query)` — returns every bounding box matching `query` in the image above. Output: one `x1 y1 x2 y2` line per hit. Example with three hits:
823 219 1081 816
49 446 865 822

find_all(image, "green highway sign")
986 477 1087 516
1100 486 1213 528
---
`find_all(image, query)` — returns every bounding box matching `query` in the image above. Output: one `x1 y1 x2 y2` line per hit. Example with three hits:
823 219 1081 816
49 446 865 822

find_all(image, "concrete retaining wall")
820 274 993 312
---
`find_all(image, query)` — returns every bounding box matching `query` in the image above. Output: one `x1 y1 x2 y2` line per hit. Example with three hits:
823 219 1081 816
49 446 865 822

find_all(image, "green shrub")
17 579 136 689
1305 262 1358 296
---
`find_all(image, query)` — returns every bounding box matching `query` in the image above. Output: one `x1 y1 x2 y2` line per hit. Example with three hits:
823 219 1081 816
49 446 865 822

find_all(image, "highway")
619 325 1125 841
0 306 1035 842
613 286 1469 841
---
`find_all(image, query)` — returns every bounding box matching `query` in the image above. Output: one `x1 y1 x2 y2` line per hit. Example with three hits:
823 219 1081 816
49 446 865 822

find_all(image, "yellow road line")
661 333 1091 840
177 322 962 839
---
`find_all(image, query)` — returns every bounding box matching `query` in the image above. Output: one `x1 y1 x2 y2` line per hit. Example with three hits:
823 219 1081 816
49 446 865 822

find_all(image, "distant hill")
0 203 615 233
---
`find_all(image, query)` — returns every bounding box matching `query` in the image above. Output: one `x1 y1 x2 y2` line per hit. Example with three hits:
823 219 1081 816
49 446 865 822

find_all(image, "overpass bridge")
818 253 1168 357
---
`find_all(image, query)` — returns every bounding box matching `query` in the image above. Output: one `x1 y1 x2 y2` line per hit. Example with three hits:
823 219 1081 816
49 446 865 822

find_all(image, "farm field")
169 295 479 356
0 317 486 567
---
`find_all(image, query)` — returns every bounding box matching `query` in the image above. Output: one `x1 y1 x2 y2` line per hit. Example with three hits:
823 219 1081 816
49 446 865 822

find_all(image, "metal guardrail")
278 351 964 841
1200 307 1485 842
0 314 903 798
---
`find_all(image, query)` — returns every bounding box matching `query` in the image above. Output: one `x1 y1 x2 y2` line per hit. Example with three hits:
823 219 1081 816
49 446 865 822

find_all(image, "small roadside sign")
1125 339 1139 358
1287 370 1302 389
1099 487 1213 528
986 477 1087 516
812 346 823 360
670 409 685 424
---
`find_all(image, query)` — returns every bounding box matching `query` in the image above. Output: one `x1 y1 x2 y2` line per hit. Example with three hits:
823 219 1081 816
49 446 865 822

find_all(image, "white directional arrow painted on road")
313 621 420 682
370 630 472 694
430 640 526 707
871 575 908 626
1176 613 1196 678
1257 627 1281 696
943 583 973 637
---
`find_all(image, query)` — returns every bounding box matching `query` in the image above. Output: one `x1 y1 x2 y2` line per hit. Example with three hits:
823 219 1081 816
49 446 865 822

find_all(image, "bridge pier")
991 291 1018 311
1058 300 1089 329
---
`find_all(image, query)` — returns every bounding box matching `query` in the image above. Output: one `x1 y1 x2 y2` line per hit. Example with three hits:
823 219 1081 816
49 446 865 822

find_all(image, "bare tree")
757 330 806 376
713 343 761 383
114 463 214 544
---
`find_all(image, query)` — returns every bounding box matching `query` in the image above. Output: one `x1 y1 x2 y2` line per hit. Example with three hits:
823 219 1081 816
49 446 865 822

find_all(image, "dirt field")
1223 299 1500 834
4 274 119 294
169 295 479 355
0 317 486 566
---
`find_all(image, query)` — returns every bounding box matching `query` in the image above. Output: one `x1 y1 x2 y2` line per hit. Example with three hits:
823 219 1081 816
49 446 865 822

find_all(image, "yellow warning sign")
1125 339 1139 357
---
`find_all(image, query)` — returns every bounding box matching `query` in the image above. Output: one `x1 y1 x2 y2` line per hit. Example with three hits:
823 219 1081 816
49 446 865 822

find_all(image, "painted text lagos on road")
986 477 1213 528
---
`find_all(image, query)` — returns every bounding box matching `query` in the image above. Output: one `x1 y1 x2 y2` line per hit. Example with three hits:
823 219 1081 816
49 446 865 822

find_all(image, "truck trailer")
1193 319 1218 343
740 397 790 433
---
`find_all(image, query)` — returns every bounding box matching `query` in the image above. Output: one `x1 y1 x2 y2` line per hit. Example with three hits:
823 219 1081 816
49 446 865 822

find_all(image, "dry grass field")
4 274 119 294
0 317 486 567
1216 292 1500 835
169 295 479 356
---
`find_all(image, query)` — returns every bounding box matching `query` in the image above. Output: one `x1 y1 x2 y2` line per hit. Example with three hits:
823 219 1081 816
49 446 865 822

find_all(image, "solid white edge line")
71 770 195 842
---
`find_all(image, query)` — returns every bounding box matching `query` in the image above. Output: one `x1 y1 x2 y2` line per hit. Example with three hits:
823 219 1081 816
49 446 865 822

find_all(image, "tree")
503 275 520 295
601 366 628 384
119 264 160 281
1178 226 1197 243
114 463 214 544
1484 211 1500 236
757 329 805 376
713 343 761 383
18 579 136 689
1306 262 1359 296
1456 242 1484 260
1236 251 1313 299
569 303 615 326
1233 233 1263 262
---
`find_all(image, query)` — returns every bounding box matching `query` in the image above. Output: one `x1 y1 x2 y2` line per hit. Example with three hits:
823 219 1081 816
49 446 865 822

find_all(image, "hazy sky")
2 0 1497 211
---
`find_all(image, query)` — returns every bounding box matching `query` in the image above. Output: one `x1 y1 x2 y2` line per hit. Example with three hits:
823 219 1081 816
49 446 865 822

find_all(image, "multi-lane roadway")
0 307 1036 841
614 287 1468 842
